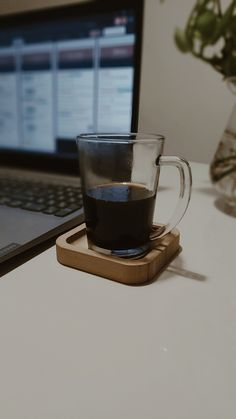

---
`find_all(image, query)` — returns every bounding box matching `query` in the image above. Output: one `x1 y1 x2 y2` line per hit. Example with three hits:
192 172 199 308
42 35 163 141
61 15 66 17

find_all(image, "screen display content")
0 7 137 158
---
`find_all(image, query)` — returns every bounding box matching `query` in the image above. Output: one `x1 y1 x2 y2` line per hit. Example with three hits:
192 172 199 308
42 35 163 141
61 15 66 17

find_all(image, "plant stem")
191 50 223 75
215 0 222 16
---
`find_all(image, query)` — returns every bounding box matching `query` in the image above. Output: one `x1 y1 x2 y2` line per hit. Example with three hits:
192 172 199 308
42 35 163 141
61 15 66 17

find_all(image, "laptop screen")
0 0 143 168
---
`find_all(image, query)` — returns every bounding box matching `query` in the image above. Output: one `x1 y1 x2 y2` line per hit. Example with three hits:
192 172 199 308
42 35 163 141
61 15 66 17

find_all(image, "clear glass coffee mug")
76 133 192 259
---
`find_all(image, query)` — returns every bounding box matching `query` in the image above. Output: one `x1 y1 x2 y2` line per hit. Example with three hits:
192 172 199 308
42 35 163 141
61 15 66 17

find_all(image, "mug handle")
150 156 192 240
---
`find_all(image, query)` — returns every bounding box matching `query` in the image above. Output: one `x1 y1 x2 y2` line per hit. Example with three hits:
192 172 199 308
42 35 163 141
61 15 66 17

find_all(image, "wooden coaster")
56 224 180 285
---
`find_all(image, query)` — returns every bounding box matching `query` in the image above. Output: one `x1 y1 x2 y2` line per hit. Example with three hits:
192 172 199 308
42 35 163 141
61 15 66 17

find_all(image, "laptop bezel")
0 0 144 176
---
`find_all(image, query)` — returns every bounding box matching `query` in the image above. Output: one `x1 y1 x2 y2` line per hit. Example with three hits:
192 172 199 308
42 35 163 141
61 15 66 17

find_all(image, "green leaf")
229 16 236 36
211 0 236 43
195 10 217 40
174 28 190 53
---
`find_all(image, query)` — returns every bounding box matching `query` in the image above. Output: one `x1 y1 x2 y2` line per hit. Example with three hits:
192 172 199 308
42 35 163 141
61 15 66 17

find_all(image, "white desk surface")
1 162 236 419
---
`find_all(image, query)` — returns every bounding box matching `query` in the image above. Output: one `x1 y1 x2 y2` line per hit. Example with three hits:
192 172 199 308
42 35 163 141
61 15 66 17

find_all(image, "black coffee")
83 183 155 250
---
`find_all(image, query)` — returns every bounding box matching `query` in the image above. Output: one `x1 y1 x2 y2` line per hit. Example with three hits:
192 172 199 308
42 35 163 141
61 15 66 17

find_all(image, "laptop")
0 0 144 266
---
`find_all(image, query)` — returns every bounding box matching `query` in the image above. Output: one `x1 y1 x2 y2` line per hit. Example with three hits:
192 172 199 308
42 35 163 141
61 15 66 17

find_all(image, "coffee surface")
83 183 155 250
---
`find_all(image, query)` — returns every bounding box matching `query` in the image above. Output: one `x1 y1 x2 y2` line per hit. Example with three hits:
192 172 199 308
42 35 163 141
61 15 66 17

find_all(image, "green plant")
160 1 236 188
171 0 236 79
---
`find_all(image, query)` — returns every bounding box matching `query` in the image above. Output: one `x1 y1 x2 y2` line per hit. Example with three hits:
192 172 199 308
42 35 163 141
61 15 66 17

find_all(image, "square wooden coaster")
56 223 180 285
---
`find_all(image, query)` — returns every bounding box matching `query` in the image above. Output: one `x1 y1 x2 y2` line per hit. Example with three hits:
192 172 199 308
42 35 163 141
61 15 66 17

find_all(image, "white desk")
1 162 236 419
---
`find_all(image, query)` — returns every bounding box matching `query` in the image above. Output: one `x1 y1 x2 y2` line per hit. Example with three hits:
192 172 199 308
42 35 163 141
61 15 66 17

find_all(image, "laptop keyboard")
0 177 83 217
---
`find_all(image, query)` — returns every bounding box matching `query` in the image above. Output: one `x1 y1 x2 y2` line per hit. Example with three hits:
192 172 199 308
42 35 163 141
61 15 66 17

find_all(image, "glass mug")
77 133 192 258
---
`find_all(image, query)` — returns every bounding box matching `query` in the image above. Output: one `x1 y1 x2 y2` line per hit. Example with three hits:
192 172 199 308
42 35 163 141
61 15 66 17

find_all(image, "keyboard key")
0 197 10 205
43 206 58 215
54 205 80 217
36 197 47 204
47 199 56 206
57 201 68 208
8 200 24 207
20 202 46 212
